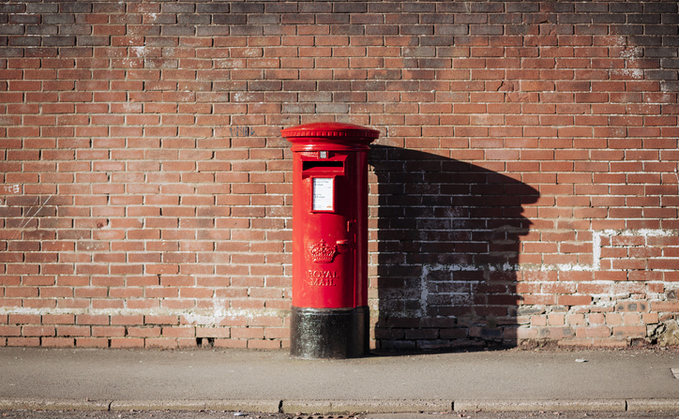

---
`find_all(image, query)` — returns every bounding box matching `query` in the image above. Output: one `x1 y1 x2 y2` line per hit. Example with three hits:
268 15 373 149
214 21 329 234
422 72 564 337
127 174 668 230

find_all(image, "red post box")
282 122 379 358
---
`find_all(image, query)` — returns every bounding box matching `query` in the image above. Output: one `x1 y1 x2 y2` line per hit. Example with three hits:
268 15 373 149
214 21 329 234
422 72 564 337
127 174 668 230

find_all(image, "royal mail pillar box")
282 122 379 359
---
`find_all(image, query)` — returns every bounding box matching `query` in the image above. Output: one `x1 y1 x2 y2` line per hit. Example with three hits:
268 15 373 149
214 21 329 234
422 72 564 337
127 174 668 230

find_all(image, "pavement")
1 346 679 415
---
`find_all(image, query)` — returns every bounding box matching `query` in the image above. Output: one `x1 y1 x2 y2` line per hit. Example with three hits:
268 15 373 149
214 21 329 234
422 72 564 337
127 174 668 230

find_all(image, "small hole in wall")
196 337 215 348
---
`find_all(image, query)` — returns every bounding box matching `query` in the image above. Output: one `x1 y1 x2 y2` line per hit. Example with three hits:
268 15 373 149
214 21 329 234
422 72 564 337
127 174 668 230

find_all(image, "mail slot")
302 160 344 171
282 122 379 358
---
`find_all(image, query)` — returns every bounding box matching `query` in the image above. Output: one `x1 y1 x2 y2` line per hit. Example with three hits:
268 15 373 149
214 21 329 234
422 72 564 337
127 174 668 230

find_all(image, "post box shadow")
369 145 540 353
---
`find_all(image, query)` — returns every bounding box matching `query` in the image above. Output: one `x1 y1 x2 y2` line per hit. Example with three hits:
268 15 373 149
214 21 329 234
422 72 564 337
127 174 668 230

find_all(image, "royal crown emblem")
308 240 336 263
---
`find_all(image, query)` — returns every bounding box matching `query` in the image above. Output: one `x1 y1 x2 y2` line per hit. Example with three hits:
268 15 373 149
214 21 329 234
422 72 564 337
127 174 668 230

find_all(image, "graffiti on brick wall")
229 126 256 137
2 185 21 194
2 193 54 242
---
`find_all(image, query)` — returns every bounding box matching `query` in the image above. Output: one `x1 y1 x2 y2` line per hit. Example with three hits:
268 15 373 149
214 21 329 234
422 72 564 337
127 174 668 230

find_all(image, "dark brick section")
0 1 678 350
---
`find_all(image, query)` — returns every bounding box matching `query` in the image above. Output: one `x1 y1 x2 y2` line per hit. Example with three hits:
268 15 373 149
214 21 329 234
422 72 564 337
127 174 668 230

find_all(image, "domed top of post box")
282 122 379 151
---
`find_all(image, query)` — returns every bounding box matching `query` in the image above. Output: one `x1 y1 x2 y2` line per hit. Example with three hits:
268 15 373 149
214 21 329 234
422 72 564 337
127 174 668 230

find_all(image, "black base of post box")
290 306 369 359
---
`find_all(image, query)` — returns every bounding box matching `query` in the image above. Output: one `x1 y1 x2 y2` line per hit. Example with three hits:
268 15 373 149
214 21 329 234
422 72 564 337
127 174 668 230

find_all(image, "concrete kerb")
0 399 112 411
626 399 679 412
109 400 282 413
2 399 679 414
453 399 627 412
280 399 451 415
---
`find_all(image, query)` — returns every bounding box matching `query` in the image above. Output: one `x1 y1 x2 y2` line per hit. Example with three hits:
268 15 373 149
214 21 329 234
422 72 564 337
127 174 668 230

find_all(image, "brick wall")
1 1 678 350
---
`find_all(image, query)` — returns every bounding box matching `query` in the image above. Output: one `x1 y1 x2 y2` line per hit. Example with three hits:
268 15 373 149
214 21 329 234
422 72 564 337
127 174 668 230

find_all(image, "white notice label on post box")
312 178 334 211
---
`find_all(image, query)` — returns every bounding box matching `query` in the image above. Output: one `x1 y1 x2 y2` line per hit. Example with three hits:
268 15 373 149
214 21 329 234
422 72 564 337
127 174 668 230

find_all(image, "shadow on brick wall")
370 146 539 351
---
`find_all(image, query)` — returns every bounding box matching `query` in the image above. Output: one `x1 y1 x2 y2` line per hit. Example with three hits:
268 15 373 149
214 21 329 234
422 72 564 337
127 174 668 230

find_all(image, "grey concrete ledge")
3 398 679 414
454 399 627 412
0 398 111 411
109 400 281 413
627 399 679 412
281 399 451 414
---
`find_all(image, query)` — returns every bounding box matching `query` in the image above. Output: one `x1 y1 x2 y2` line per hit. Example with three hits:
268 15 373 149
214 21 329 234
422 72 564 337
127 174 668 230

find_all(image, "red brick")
612 325 646 338
22 326 55 337
231 327 264 339
76 315 110 326
111 338 145 348
42 338 75 348
42 314 75 325
0 326 21 336
76 338 110 348
128 327 161 338
92 326 126 337
248 339 281 350
7 338 41 347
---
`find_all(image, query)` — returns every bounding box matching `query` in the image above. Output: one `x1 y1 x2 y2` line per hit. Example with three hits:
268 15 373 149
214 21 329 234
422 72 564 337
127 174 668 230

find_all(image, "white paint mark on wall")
592 231 603 270
415 229 679 315
2 185 21 194
182 298 229 326
122 103 142 113
0 306 286 326
130 46 148 56
615 69 644 80
532 229 678 272
420 264 431 316
419 263 483 317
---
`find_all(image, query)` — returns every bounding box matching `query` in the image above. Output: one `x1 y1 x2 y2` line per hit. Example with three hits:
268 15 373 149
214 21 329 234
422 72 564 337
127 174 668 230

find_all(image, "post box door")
293 152 358 309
